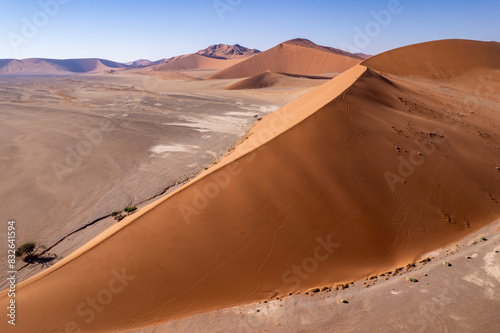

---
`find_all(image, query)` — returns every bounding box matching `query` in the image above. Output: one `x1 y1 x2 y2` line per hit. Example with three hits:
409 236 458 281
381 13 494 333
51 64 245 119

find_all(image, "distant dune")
196 43 260 59
0 58 128 75
207 38 363 79
225 70 330 90
1 40 500 333
148 53 246 72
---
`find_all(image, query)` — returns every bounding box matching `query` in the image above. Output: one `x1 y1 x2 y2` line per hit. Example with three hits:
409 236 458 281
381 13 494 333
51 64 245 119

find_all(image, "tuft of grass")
465 256 472 259
406 276 419 283
443 261 452 267
340 299 349 304
480 236 487 241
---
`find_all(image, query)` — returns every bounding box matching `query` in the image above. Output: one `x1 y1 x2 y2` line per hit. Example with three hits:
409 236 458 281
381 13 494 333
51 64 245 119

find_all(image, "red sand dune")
225 70 330 90
149 53 246 72
363 39 500 78
208 38 363 79
1 40 500 332
0 58 127 74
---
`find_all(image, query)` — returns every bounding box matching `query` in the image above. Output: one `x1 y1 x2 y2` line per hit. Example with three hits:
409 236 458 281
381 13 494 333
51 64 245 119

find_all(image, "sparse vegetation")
465 256 472 259
406 276 418 283
124 206 137 214
340 299 349 304
480 236 487 241
111 211 121 217
443 261 452 267
15 242 38 262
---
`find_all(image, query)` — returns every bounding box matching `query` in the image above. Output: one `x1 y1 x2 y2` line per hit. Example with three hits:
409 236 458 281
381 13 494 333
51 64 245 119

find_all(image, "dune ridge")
1 40 500 332
0 58 127 74
207 39 363 80
148 53 246 72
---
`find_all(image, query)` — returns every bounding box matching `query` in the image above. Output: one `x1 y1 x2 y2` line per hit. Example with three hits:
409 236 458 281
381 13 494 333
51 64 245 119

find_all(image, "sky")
0 0 498 63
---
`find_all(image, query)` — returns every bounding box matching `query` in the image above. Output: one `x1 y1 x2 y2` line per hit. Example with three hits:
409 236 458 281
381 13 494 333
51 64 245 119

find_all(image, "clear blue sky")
0 0 498 62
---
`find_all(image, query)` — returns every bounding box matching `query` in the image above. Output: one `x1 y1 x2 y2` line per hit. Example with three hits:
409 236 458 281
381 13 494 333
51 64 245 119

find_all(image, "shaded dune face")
225 71 283 90
2 40 500 332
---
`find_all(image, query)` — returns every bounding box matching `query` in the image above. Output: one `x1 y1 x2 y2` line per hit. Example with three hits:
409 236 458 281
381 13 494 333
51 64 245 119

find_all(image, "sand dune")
0 58 128 74
1 40 500 332
363 39 500 78
208 38 363 79
149 53 246 72
225 70 330 90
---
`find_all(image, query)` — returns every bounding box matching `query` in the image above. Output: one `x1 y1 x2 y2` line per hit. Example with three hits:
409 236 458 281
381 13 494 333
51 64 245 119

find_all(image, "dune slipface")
1 40 500 332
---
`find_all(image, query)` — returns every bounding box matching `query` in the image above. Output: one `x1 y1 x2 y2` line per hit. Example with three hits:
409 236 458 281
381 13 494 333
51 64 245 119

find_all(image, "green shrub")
15 243 38 262
124 206 137 213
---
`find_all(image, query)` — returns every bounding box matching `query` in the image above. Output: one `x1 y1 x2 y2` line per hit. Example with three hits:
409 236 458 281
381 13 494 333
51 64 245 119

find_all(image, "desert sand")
0 40 500 332
124 219 500 332
0 39 499 332
208 38 363 79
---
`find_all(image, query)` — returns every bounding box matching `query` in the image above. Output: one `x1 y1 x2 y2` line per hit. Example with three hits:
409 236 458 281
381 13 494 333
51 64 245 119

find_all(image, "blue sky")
0 0 498 62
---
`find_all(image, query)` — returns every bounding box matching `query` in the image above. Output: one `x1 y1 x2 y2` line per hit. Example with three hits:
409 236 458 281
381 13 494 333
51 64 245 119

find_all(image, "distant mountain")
208 38 363 79
125 59 165 67
196 44 260 59
354 52 373 60
0 58 128 75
